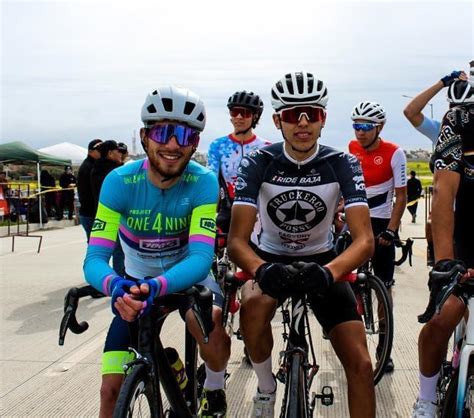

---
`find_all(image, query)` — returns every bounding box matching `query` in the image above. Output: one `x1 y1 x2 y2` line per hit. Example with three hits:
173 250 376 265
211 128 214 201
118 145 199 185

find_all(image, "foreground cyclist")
207 90 270 233
411 77 474 417
84 86 229 418
228 72 375 418
349 101 407 373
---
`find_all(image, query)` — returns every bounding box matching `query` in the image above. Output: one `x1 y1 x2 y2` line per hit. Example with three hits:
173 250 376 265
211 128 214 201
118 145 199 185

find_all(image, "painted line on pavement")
0 239 85 258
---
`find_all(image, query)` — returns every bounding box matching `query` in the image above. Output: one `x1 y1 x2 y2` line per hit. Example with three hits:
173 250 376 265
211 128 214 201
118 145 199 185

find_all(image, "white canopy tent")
38 142 88 165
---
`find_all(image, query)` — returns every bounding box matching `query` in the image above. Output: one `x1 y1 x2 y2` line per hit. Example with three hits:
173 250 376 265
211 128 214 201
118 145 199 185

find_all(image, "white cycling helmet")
447 80 474 105
351 101 387 123
271 72 329 111
141 86 206 131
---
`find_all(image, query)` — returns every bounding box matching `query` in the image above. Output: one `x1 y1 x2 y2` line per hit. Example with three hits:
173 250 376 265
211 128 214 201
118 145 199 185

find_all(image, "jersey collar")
228 134 257 145
283 143 320 166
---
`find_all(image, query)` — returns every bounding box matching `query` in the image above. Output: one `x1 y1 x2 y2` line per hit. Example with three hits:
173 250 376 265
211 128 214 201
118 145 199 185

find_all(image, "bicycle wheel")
113 363 161 418
440 360 474 418
356 274 393 385
281 353 310 418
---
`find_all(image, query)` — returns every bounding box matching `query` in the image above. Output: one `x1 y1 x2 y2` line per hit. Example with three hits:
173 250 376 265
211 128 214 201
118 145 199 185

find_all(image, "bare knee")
240 291 276 334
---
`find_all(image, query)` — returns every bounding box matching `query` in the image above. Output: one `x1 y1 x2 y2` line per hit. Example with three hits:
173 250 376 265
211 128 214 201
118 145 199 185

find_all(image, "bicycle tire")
356 274 394 385
440 359 474 418
113 363 161 418
281 353 310 418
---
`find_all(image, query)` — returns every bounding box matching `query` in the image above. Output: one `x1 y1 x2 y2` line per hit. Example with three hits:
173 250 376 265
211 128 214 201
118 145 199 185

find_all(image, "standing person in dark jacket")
58 166 77 220
77 139 103 240
90 140 125 276
407 170 423 223
40 169 59 218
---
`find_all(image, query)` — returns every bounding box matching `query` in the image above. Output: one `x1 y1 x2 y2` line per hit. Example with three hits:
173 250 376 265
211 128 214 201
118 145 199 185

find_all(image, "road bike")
58 284 214 417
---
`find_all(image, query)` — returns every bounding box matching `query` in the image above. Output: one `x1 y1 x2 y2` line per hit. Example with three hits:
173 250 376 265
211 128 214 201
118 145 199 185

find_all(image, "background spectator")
77 139 102 240
407 170 422 223
40 169 59 218
58 165 76 220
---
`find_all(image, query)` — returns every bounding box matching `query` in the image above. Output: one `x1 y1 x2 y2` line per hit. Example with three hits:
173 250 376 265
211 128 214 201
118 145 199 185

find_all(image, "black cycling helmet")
227 90 264 128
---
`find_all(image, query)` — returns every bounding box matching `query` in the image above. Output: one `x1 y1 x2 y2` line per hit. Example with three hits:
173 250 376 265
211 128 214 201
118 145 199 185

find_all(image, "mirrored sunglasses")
229 107 254 118
279 106 326 124
146 124 200 147
352 123 379 132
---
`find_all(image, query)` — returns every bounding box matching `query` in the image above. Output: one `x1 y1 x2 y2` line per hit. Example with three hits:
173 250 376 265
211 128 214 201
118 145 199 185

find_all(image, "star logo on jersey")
267 190 327 233
279 202 313 222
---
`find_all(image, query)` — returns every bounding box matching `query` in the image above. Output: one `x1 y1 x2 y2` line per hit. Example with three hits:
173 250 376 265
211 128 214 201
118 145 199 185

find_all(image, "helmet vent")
296 73 304 94
152 90 158 95
162 98 173 112
147 104 157 114
184 101 196 115
197 113 205 122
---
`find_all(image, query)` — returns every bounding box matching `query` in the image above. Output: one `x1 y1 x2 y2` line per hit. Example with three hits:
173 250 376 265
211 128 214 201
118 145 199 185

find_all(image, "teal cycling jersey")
83 159 218 297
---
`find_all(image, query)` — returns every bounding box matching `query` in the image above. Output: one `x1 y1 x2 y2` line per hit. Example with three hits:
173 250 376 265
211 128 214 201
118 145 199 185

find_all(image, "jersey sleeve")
391 147 408 188
232 150 265 208
83 170 125 294
207 140 220 176
335 153 368 209
415 116 441 143
154 171 219 296
432 109 463 174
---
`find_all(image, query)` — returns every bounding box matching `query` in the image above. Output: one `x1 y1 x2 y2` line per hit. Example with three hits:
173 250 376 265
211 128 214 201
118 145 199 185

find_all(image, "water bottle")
164 347 188 391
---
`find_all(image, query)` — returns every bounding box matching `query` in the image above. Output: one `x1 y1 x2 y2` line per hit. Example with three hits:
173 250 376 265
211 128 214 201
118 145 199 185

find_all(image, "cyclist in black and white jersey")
412 76 474 417
228 72 375 418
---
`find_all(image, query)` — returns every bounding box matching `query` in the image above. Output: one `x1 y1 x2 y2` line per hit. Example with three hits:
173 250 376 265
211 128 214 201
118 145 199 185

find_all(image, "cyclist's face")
141 122 195 181
230 107 254 133
353 119 383 146
273 112 325 159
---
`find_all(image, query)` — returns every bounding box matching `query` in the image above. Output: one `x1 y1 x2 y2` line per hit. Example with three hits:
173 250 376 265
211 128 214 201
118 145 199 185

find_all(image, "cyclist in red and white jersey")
207 91 271 233
349 101 407 373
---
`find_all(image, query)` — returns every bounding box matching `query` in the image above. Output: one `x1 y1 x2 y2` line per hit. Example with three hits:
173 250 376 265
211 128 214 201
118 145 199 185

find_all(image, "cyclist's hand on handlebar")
429 259 467 289
377 229 396 246
255 262 299 299
291 262 334 297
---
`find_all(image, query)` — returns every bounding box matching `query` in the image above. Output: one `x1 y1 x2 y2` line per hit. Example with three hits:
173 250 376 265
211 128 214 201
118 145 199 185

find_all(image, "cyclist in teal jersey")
84 86 230 418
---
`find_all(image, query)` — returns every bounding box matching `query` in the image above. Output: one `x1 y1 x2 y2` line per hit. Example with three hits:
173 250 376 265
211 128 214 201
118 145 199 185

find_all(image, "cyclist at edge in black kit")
411 72 474 417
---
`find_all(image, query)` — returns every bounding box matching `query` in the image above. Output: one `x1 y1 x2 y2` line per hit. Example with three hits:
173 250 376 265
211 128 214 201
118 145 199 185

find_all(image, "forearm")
327 235 374 280
403 82 443 126
228 237 265 276
431 191 455 261
159 248 214 295
387 194 407 231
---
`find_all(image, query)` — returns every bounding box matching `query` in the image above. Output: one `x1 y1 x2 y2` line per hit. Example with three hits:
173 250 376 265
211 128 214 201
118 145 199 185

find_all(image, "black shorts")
252 246 361 334
371 217 397 288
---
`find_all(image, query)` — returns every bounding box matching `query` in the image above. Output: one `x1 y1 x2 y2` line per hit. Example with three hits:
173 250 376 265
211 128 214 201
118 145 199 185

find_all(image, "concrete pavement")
1 202 433 417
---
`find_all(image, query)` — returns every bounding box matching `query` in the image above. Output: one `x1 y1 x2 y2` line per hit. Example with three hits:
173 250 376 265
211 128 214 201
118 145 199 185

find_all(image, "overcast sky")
1 0 473 154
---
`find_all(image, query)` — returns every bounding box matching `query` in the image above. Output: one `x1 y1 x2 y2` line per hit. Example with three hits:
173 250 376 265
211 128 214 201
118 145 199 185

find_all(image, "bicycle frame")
278 295 333 417
128 306 198 417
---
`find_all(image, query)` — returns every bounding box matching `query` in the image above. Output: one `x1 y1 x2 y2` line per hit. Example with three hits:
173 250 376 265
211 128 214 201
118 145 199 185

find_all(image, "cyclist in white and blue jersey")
84 86 229 418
